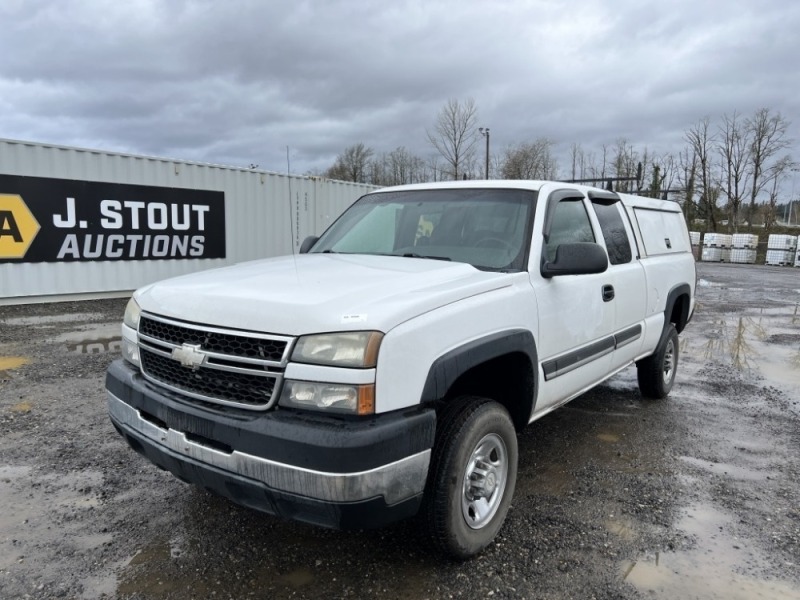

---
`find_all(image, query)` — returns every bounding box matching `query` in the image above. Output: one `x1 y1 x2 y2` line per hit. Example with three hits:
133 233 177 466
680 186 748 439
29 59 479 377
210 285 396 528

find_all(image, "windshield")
311 189 537 271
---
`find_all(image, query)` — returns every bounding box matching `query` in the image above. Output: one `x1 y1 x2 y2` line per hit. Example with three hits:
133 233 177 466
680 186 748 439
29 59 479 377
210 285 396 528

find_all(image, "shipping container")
0 139 377 303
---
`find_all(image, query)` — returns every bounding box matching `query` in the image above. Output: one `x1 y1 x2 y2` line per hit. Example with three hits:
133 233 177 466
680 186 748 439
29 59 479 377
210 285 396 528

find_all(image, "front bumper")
106 359 436 529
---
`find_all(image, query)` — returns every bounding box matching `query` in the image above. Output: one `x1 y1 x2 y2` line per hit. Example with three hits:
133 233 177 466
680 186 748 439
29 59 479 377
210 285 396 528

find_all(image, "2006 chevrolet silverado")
107 180 695 557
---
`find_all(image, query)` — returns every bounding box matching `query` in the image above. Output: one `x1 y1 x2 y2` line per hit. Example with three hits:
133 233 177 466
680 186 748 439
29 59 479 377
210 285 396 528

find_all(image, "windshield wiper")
400 253 451 261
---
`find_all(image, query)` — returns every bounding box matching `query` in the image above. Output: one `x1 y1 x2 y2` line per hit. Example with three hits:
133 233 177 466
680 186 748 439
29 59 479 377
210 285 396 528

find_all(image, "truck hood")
135 254 511 335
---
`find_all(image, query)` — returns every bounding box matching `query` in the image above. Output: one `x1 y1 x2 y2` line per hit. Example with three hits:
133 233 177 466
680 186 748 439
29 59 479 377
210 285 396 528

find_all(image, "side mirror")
299 236 319 254
541 242 608 278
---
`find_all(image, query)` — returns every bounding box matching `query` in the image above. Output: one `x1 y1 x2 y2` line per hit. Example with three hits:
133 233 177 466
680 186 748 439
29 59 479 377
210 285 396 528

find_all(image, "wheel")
637 324 679 399
424 396 518 559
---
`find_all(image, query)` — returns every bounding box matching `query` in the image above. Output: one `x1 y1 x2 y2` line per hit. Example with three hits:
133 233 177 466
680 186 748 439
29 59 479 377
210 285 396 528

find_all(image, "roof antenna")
287 145 296 255
286 145 302 282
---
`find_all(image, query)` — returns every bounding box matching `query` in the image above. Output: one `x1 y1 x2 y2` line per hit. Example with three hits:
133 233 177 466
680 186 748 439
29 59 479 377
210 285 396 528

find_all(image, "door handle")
602 284 615 302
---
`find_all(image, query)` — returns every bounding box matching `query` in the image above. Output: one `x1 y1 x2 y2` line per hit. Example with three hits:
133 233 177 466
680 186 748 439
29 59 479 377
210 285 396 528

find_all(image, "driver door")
531 190 616 411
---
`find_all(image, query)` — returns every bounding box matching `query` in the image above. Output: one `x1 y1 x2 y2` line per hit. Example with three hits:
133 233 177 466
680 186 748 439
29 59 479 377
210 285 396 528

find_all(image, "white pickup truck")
107 180 695 558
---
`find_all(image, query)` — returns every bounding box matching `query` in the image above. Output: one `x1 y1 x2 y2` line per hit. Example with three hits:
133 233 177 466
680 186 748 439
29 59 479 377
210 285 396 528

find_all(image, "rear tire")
424 396 518 559
637 324 679 399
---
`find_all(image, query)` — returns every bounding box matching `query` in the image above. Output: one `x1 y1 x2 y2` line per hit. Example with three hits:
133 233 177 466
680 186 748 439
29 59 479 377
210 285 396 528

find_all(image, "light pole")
479 127 490 179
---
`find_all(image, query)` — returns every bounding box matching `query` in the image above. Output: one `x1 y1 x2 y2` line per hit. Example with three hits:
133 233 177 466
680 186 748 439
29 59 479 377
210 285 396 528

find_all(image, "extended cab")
107 181 695 557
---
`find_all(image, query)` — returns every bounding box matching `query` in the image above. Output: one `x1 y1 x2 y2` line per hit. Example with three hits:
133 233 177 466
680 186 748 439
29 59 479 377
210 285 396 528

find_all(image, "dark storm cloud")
1 0 798 175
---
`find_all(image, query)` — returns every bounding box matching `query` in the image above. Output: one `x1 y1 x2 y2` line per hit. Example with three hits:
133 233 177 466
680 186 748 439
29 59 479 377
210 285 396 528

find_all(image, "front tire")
637 324 679 399
424 397 518 559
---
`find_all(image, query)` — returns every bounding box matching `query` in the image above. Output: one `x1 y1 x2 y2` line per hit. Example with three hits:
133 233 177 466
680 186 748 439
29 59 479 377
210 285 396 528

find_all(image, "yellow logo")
0 194 41 259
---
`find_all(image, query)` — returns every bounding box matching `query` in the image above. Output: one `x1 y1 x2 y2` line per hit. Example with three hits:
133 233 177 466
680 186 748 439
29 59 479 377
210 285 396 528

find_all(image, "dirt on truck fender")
107 180 695 558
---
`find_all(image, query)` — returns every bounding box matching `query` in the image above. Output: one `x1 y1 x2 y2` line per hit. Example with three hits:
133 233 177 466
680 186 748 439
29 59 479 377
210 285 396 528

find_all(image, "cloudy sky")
2 0 798 181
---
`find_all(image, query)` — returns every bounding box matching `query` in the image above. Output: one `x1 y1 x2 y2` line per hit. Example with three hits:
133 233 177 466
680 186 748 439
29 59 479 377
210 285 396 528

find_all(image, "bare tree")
677 147 698 222
385 147 427 185
763 156 796 230
386 147 408 185
658 153 678 199
644 152 676 199
325 143 374 183
569 143 583 180
610 139 640 192
597 144 609 181
410 154 428 185
685 117 717 230
366 152 388 185
717 111 751 229
426 155 442 182
746 108 791 221
500 139 558 180
364 147 430 186
426 98 479 180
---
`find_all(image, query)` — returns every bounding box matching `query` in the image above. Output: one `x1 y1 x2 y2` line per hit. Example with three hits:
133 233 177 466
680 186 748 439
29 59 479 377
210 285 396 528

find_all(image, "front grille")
139 316 287 361
140 349 276 406
137 313 292 410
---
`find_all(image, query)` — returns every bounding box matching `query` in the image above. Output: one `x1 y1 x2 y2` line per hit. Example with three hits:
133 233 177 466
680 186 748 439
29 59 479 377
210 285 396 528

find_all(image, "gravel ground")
1 262 799 600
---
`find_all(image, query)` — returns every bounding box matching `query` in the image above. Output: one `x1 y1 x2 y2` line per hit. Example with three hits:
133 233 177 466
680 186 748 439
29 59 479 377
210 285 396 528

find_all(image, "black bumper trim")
106 359 436 473
111 419 423 530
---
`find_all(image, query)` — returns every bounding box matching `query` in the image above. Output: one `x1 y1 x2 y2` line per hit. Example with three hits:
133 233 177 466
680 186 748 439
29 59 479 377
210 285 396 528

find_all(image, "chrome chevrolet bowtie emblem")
171 343 205 370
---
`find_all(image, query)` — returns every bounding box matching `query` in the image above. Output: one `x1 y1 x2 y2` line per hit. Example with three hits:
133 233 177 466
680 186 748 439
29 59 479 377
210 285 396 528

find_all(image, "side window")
544 198 595 262
591 202 632 265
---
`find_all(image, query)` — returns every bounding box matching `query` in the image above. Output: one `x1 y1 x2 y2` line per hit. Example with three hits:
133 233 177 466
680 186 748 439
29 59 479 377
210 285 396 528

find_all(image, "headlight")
292 331 383 368
279 380 375 415
123 297 141 330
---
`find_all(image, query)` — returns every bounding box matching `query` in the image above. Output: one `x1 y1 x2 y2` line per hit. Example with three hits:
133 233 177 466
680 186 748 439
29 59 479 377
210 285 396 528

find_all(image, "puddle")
698 312 800 387
117 535 199 598
0 356 30 370
678 455 777 482
1 313 106 326
597 433 620 443
605 516 639 542
602 368 639 391
622 503 800 599
52 323 120 343
760 357 800 387
49 323 122 354
697 279 723 287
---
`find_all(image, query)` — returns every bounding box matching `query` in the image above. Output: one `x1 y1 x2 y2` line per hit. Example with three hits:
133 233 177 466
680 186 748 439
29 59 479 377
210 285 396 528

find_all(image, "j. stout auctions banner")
0 174 225 263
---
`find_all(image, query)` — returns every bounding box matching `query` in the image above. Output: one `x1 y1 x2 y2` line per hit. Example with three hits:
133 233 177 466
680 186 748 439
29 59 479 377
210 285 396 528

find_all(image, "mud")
1 263 799 599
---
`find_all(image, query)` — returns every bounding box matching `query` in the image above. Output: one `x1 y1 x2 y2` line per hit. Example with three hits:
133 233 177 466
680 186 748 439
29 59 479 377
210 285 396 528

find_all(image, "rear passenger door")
589 195 647 369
